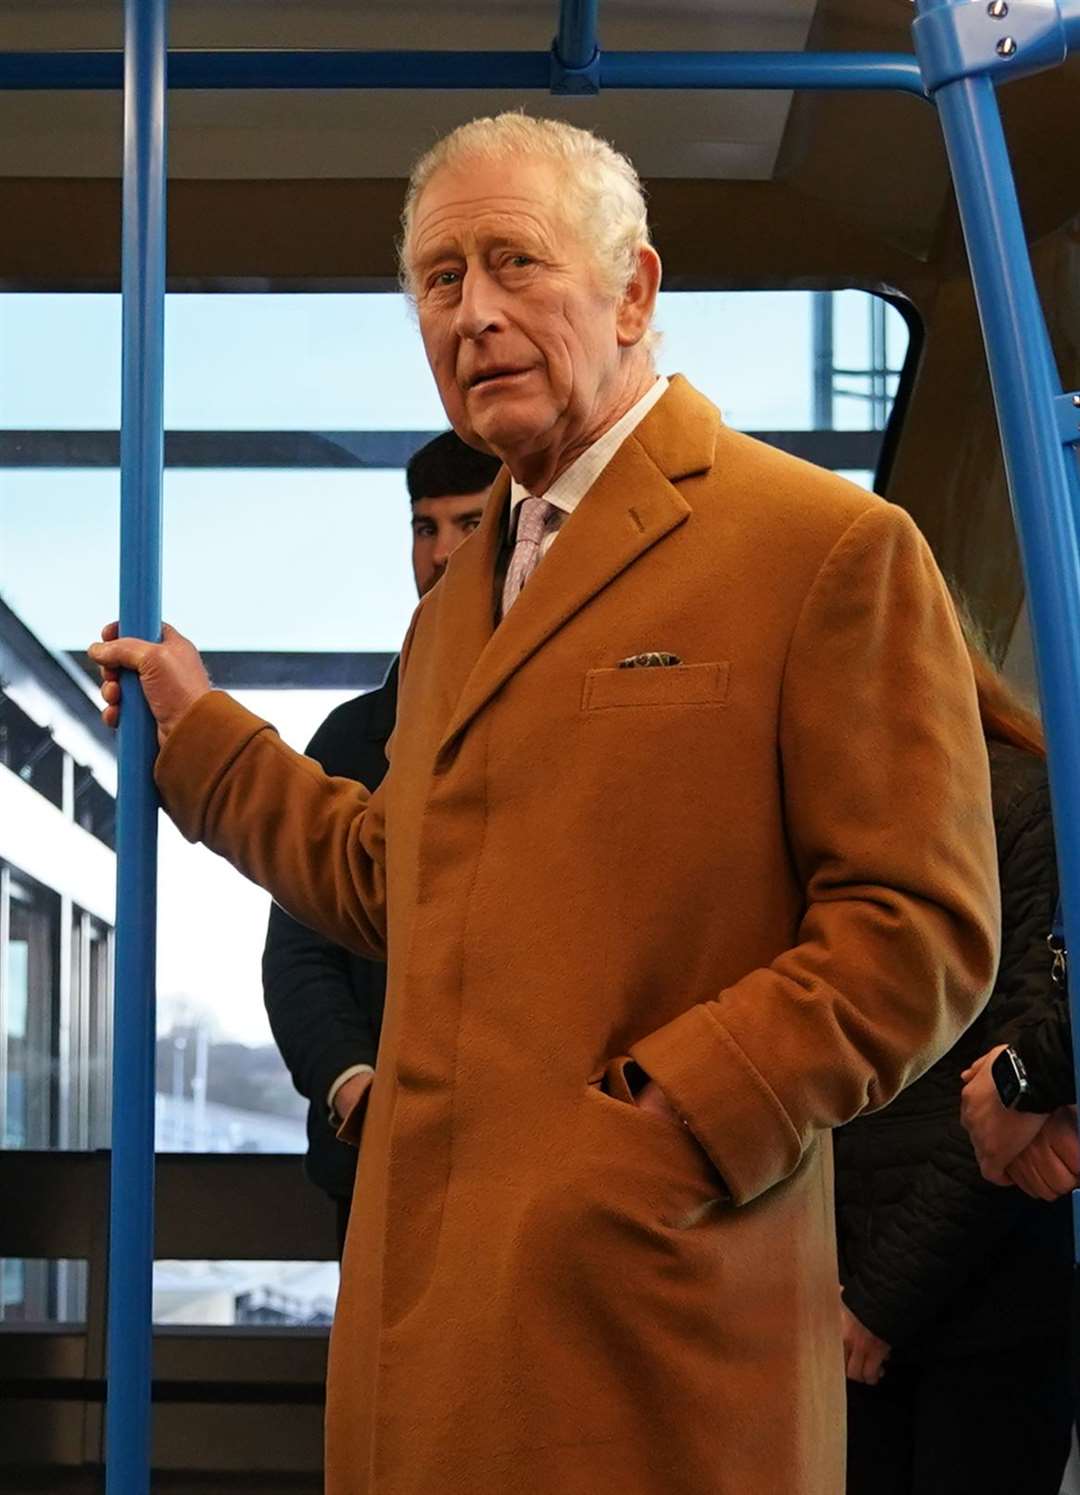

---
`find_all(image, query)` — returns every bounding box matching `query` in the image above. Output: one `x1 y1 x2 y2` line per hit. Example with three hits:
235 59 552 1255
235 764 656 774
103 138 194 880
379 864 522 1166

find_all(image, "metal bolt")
996 35 1017 56
1073 394 1080 408
988 0 1008 18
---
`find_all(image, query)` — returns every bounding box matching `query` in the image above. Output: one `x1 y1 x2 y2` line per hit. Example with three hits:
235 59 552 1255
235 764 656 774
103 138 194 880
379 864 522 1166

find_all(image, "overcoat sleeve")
155 697 389 959
630 502 1001 1206
154 627 417 961
841 785 1060 1346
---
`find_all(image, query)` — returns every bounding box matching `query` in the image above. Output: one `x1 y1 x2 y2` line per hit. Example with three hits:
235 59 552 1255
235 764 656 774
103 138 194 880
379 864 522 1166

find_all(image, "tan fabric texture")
155 377 1000 1495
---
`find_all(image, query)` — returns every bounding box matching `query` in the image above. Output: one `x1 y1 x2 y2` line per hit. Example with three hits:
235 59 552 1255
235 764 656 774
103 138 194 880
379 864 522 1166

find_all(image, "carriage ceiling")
0 0 822 181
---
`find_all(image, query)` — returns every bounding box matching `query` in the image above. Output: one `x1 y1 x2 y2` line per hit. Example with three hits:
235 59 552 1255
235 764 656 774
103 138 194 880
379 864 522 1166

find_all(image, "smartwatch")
991 1045 1030 1110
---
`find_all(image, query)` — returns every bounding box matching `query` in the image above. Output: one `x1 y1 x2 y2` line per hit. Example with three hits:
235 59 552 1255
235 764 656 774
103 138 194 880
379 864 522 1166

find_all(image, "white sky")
0 290 906 1047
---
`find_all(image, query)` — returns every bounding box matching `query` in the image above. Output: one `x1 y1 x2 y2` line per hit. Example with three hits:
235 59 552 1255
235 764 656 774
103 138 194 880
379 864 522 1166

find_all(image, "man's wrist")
327 1063 374 1121
991 1045 1030 1111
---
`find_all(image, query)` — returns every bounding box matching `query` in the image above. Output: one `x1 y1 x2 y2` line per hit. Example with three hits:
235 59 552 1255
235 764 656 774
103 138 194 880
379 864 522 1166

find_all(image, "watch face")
992 1047 1024 1109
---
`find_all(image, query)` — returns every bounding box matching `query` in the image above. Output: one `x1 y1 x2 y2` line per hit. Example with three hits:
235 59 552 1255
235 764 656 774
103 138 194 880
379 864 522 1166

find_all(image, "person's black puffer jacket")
1013 985 1076 1113
835 738 1073 1359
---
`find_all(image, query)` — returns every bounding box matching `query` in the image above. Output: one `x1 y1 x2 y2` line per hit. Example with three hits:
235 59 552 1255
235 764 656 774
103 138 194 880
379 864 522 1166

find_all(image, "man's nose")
432 534 455 569
454 266 503 341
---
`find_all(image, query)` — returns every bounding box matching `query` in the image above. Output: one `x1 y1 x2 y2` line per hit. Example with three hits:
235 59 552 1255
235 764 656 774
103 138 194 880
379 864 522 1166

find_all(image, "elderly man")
92 115 999 1495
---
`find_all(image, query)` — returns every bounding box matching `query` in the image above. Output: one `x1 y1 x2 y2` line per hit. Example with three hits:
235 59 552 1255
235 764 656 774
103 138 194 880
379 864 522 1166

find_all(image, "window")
0 286 914 1160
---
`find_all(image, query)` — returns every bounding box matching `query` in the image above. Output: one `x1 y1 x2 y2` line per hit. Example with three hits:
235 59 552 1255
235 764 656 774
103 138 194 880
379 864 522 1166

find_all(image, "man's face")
410 489 489 597
408 156 633 480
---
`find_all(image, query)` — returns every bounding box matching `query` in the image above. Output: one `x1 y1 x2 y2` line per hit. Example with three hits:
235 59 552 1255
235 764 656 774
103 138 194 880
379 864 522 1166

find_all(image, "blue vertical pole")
555 0 599 69
927 61 1080 1247
106 0 167 1489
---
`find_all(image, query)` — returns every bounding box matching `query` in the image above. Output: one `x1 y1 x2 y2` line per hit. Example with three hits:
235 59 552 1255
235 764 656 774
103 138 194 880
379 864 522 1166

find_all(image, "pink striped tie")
501 496 558 617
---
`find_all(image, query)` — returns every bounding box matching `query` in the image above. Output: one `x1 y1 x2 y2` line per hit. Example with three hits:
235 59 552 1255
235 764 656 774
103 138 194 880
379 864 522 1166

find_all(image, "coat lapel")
435 376 719 759
420 465 510 731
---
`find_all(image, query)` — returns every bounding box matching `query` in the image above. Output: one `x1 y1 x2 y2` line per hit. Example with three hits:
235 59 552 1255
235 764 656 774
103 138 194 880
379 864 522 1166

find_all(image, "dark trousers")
846 1341 1073 1495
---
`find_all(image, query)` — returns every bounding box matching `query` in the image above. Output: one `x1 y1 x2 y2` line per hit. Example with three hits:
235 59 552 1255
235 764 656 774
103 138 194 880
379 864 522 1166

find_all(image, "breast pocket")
582 661 730 711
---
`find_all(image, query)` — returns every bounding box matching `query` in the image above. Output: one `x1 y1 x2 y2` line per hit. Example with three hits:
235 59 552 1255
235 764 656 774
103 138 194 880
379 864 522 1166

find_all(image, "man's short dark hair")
406 430 502 504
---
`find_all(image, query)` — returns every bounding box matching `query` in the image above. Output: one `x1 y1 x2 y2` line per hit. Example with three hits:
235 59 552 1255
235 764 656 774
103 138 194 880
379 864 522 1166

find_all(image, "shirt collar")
509 375 669 522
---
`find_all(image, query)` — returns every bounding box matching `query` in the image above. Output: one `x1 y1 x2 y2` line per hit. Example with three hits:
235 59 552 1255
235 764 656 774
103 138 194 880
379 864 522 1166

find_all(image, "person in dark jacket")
262 431 500 1255
834 624 1074 1495
962 933 1079 1199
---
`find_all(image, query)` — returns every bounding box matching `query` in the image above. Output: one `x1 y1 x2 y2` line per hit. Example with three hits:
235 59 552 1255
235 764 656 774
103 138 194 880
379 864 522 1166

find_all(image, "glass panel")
6 887 58 1150
156 690 354 1148
831 291 908 432
153 1260 338 1327
0 470 119 659
0 294 120 429
5 937 29 1149
0 1259 87 1325
0 289 911 435
163 470 417 653
2 872 114 1154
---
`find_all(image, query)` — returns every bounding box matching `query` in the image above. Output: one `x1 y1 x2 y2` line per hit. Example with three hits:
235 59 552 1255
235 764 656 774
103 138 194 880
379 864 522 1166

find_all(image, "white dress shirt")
328 375 670 1122
508 375 669 558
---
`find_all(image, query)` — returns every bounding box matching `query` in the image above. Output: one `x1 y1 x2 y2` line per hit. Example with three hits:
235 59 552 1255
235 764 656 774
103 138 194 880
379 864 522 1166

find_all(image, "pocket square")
617 651 683 669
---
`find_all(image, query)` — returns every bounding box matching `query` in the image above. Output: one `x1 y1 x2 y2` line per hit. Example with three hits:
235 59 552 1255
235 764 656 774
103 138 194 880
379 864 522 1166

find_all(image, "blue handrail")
599 51 926 95
0 48 926 94
105 0 166 1491
555 0 599 71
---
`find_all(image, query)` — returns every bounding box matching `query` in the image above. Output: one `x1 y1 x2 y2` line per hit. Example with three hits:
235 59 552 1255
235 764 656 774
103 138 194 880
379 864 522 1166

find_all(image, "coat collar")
432 375 720 760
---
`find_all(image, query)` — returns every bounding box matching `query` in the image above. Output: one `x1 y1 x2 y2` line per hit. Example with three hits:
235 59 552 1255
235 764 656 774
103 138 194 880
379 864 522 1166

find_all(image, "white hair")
399 112 655 304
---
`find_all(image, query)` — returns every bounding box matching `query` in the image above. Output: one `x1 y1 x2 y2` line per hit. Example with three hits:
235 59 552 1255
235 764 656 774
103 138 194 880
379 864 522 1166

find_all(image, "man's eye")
507 255 533 269
463 519 481 533
431 270 459 288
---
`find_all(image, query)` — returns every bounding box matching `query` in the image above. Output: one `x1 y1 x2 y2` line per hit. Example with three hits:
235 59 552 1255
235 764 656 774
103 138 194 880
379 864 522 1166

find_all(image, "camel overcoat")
155 377 1000 1495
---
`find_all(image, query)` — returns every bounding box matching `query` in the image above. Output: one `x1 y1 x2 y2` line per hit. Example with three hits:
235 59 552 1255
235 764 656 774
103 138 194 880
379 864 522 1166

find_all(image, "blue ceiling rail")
0 46 927 95
1 0 1080 1488
104 2 166 1493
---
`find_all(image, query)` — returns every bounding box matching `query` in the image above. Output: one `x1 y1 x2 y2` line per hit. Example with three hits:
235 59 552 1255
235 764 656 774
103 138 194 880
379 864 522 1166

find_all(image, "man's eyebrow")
455 509 485 524
413 227 545 270
411 238 461 272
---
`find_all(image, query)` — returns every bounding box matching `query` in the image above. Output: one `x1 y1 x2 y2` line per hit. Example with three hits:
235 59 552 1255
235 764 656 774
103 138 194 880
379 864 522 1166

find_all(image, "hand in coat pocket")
840 1298 891 1386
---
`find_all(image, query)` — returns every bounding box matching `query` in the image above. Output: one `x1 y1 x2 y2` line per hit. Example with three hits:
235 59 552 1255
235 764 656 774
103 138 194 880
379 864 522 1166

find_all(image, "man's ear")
615 245 662 349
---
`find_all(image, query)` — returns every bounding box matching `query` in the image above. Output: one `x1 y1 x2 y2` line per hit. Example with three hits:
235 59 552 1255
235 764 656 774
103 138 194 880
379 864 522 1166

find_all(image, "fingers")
1029 1142 1076 1200
1047 1109 1080 1175
845 1340 866 1384
1008 1153 1055 1202
1008 1136 1077 1201
961 1048 997 1084
846 1342 887 1387
101 621 119 642
864 1343 889 1387
88 637 152 673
